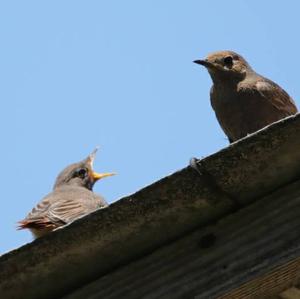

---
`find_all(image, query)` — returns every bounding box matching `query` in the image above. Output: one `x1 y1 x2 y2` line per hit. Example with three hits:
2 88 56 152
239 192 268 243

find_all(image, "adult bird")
18 149 115 238
194 51 298 142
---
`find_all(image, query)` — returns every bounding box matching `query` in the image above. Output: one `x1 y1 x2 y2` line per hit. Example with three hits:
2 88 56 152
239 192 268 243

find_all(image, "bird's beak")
86 147 116 181
92 172 116 181
193 59 214 68
86 147 99 168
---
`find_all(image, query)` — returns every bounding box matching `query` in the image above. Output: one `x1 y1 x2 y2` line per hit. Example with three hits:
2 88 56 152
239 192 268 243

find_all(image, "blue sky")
1 1 299 254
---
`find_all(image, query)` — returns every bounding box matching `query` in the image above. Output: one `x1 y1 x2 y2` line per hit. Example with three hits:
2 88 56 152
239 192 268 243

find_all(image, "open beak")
92 172 116 181
86 147 99 168
85 147 116 181
193 59 214 68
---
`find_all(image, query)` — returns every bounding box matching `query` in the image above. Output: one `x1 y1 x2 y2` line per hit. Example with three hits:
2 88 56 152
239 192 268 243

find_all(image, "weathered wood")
200 114 300 205
0 167 234 299
1 114 300 299
280 287 300 299
218 258 300 299
63 180 300 299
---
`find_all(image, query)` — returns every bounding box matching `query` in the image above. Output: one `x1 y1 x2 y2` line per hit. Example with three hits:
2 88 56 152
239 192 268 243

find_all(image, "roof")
0 113 300 299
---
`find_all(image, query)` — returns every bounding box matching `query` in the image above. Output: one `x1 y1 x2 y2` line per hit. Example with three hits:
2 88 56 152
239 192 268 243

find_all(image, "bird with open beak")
194 50 298 142
18 148 115 238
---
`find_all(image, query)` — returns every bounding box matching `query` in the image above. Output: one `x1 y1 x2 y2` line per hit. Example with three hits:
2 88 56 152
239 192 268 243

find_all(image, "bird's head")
53 148 115 190
194 51 253 84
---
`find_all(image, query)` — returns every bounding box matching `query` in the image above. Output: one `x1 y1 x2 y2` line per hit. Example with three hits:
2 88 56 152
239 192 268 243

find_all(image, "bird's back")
18 185 108 237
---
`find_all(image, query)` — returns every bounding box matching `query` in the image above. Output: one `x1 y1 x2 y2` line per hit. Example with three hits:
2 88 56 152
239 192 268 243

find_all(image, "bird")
194 50 298 143
18 148 115 238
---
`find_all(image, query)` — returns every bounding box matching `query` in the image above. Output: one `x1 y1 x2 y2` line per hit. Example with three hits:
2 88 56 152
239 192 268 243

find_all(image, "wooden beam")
63 180 300 299
218 258 300 299
1 114 300 299
280 287 300 299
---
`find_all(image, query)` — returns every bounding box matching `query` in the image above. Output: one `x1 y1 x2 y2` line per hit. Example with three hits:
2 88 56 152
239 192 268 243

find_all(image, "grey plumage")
18 149 115 238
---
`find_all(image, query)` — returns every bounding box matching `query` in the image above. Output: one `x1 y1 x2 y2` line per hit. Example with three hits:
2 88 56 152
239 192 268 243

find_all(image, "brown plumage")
18 149 115 238
194 50 298 142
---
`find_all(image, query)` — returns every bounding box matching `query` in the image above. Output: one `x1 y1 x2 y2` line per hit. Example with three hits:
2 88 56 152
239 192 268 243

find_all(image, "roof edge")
0 113 299 299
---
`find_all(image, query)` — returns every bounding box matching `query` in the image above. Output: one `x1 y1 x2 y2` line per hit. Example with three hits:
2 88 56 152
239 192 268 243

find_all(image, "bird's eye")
76 168 87 178
224 56 233 67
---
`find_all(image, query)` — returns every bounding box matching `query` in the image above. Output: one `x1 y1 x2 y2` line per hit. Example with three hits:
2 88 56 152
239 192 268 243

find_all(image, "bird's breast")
210 83 264 140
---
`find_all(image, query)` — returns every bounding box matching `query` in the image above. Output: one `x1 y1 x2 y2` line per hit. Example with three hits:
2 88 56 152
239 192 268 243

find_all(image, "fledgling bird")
194 51 298 142
18 149 115 238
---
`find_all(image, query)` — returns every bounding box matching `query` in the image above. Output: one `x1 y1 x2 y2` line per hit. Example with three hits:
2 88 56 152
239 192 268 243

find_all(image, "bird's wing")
18 195 61 229
46 198 88 224
18 198 90 229
18 187 107 231
255 78 298 115
18 189 97 230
